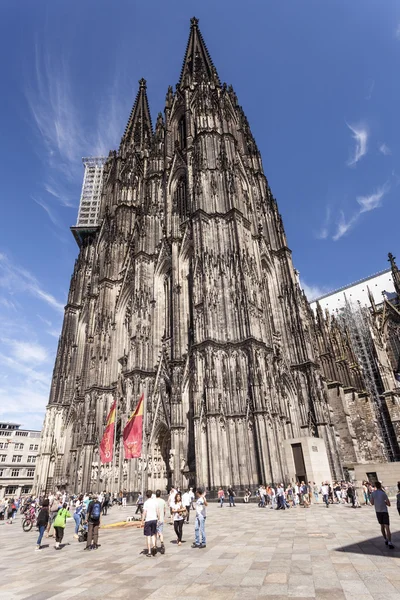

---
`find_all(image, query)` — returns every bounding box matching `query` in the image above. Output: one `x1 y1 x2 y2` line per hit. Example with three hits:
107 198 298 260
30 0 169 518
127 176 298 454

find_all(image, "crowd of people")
1 479 399 555
214 480 377 509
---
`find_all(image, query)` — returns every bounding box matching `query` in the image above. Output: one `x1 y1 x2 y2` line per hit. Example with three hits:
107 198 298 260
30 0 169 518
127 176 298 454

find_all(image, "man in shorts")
142 490 160 557
155 489 166 554
371 481 394 549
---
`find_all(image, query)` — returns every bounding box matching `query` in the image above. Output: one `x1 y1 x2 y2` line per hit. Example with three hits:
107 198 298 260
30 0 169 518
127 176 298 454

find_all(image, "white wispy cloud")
346 122 368 166
25 41 128 208
365 79 375 100
33 197 62 228
3 339 48 365
315 206 331 240
332 183 389 241
300 280 329 302
0 253 64 313
356 183 388 213
379 143 391 156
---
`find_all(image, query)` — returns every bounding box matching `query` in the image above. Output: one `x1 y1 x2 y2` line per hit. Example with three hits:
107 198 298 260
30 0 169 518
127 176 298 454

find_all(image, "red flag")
99 400 116 463
123 393 144 459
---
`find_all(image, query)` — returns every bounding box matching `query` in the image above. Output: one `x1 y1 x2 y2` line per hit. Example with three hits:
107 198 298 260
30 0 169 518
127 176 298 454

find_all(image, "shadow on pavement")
336 534 400 556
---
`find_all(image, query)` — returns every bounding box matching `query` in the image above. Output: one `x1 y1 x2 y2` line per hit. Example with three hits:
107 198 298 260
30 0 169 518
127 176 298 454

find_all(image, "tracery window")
176 176 188 220
178 116 186 149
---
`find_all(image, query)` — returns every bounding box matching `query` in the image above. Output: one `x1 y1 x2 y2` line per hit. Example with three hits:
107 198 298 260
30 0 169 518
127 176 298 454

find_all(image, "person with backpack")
227 486 236 507
47 493 61 538
53 502 71 550
73 495 84 539
85 494 102 550
36 499 50 551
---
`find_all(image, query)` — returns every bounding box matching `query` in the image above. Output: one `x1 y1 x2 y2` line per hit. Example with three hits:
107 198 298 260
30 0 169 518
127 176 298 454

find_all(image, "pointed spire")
388 252 400 296
122 78 153 151
179 17 220 88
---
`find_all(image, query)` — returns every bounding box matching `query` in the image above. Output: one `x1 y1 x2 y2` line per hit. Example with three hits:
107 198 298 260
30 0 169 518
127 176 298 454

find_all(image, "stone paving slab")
0 502 400 599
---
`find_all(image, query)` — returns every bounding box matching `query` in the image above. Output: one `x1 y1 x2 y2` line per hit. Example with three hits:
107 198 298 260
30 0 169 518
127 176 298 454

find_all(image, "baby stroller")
77 510 88 543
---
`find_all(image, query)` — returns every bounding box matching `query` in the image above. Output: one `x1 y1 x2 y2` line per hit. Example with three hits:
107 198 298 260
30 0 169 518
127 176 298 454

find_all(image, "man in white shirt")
155 489 167 554
371 481 394 549
189 487 195 510
182 489 191 523
191 488 208 549
142 490 160 557
321 482 330 508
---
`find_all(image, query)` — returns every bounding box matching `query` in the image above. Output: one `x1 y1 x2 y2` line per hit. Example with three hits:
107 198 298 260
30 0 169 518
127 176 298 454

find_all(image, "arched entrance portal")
147 424 171 492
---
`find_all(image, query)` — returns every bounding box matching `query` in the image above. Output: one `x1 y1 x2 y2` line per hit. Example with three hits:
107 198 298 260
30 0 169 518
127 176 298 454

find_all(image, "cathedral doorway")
147 424 171 492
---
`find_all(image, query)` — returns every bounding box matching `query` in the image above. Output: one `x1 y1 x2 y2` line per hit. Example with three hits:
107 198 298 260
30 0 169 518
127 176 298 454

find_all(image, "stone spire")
179 17 220 87
121 78 153 152
388 252 400 297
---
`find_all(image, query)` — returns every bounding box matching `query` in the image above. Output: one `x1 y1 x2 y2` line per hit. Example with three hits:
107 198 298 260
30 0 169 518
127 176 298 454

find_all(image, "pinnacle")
179 17 220 88
121 78 153 152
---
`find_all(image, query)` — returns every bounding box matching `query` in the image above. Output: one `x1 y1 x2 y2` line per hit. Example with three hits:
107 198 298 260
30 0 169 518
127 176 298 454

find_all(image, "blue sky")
1 0 399 429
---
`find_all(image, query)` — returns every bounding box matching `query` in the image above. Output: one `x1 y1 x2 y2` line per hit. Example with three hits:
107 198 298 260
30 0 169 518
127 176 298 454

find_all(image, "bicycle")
21 505 37 532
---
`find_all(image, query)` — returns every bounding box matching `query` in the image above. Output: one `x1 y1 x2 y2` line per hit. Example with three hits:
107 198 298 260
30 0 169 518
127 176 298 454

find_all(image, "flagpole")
141 387 147 499
112 396 118 496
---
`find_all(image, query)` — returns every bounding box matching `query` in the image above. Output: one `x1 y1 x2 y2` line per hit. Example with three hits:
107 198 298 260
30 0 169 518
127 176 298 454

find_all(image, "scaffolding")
76 157 107 227
339 296 397 461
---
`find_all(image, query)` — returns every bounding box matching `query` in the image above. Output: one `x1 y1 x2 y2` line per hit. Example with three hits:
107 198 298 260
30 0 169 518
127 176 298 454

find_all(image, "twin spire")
122 18 219 149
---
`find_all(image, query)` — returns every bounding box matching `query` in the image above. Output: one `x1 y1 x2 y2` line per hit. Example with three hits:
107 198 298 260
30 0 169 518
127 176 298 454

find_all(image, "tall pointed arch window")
178 116 187 149
176 175 188 220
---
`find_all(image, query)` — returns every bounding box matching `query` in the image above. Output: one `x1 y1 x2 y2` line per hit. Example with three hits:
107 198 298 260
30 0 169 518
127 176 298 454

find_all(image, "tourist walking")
217 487 225 508
35 499 50 551
85 495 102 551
102 491 110 515
182 489 192 522
135 493 144 515
313 482 319 503
227 486 236 507
301 481 310 508
142 490 160 557
47 493 61 538
371 481 394 549
168 486 176 525
73 494 84 539
189 487 195 510
192 488 207 549
171 492 186 545
155 489 166 554
53 502 71 550
321 482 330 507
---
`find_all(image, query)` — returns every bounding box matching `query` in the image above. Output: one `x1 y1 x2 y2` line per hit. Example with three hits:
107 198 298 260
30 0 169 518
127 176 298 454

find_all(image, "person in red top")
217 488 225 508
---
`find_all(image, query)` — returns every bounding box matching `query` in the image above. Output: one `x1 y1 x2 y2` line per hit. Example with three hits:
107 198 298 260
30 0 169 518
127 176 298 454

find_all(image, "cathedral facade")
35 19 395 495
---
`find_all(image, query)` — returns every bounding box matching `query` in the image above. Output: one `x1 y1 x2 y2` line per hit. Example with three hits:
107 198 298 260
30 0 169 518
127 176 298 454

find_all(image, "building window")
29 444 34 450
0 455 5 462
34 445 38 451
21 486 32 494
26 469 35 477
0 469 3 477
178 116 187 149
5 486 18 495
11 469 20 477
12 455 22 463
15 443 24 450
176 176 188 220
27 455 36 464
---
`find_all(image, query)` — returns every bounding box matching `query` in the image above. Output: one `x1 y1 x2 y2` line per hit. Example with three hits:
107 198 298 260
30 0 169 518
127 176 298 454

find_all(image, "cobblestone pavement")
1 501 400 600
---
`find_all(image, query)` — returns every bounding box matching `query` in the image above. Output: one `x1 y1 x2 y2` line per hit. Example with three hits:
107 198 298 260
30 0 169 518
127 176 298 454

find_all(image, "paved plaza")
1 501 400 600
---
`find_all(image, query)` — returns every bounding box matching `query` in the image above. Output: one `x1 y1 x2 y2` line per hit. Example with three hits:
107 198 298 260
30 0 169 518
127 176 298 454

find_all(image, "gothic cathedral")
35 18 391 495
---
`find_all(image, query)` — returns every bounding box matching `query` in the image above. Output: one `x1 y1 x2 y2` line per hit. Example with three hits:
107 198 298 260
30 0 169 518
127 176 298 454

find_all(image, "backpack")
90 501 101 520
